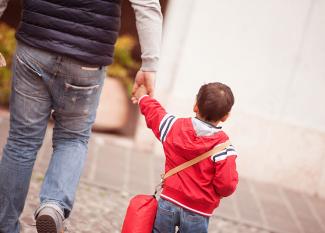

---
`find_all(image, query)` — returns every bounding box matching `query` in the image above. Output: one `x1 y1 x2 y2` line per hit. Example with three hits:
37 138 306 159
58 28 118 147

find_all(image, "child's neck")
195 115 220 127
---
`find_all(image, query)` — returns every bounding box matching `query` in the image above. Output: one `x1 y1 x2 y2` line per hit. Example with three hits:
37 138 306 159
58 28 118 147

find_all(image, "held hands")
131 70 156 104
133 85 148 101
0 53 6 67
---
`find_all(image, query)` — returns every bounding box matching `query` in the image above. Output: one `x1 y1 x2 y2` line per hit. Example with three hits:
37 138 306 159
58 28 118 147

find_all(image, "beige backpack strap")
162 140 231 181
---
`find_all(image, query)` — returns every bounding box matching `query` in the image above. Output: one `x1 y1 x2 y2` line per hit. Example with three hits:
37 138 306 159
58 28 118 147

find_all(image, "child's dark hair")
197 82 234 122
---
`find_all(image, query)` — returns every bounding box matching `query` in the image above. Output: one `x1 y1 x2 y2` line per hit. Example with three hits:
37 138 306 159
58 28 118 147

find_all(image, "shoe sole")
36 214 61 233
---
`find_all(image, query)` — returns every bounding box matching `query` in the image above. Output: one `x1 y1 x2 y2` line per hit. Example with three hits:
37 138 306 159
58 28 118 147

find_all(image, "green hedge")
107 35 140 96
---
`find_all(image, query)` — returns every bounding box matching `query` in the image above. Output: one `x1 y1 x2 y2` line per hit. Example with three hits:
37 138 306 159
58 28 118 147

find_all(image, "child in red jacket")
134 82 238 233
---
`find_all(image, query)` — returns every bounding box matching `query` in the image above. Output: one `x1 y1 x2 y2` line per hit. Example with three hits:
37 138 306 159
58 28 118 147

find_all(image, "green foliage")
0 23 16 106
107 35 140 96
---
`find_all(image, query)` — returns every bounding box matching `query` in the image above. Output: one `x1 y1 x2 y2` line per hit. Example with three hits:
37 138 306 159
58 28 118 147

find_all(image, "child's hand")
133 85 148 102
131 71 155 104
131 85 148 103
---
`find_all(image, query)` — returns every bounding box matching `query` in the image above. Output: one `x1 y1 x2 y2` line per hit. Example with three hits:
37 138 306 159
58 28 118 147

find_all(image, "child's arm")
136 87 174 140
212 145 238 197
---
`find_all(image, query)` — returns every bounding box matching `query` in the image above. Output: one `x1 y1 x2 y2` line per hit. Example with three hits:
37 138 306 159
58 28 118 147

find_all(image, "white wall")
136 0 325 198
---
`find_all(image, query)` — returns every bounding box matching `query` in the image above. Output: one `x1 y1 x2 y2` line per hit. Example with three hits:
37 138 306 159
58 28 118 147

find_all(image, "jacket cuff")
138 95 150 105
141 57 159 72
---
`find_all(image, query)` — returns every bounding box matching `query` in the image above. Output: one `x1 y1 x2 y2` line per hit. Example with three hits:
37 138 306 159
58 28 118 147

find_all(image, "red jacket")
139 95 238 217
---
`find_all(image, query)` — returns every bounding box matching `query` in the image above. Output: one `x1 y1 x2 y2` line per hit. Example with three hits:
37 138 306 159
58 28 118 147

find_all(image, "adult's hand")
0 52 6 67
131 70 156 104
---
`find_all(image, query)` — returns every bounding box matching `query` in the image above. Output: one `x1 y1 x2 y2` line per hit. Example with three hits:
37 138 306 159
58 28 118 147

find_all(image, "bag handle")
161 140 231 181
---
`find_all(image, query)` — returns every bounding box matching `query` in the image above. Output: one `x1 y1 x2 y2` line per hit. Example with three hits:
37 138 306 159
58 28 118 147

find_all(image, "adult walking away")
0 0 162 232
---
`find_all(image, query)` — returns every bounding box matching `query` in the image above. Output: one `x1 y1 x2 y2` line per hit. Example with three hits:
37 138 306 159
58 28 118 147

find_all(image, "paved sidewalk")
0 113 325 233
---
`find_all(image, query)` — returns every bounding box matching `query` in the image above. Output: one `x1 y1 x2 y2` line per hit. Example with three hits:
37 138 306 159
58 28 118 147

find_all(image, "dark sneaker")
35 206 64 233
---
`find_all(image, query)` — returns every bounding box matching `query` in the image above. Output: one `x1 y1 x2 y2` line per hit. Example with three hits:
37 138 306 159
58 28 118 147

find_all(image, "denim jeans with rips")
153 198 210 233
0 41 106 233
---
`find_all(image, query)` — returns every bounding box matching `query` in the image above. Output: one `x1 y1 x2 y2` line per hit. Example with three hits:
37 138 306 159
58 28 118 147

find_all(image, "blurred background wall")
136 0 325 198
1 0 324 198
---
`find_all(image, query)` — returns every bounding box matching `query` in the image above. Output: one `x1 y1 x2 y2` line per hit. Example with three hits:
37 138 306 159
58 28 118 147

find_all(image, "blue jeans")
153 198 210 233
0 42 105 233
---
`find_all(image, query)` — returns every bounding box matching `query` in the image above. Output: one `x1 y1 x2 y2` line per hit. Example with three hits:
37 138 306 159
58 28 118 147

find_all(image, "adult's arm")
0 0 9 18
129 0 163 72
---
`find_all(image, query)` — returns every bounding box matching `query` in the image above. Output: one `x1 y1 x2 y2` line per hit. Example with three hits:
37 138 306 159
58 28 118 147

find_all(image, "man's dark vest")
16 0 122 66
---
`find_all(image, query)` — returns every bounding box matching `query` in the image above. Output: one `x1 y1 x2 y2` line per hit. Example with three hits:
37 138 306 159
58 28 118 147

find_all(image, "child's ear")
221 112 230 122
193 102 199 113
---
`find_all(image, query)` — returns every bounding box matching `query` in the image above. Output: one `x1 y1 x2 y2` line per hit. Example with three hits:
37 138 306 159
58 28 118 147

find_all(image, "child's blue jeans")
153 198 209 233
